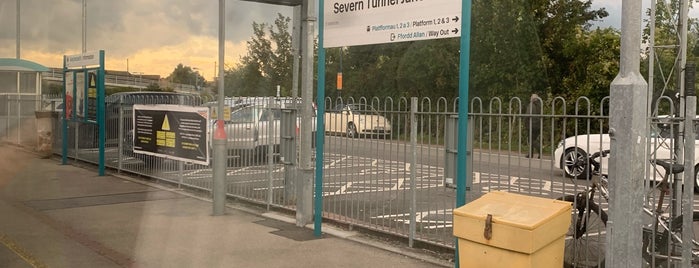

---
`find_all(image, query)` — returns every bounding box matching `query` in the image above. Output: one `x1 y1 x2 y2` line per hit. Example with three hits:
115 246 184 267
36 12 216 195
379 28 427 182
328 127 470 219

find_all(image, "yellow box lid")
453 191 570 230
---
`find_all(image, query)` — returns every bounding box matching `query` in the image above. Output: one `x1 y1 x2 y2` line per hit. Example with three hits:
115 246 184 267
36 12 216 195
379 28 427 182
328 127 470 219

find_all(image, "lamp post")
193 67 200 91
82 0 86 53
16 0 20 59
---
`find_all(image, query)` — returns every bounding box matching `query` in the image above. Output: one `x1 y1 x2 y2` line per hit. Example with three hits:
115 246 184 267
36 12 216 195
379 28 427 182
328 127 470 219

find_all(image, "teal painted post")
97 50 106 176
455 0 473 267
314 0 326 238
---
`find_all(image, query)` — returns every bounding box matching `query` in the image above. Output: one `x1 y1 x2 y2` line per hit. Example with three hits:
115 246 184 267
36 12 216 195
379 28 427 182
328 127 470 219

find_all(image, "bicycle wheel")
650 211 699 266
558 194 608 268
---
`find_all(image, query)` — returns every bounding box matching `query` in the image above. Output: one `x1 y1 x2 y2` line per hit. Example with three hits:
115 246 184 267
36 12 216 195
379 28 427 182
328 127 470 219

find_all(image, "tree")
226 13 293 97
329 0 610 104
167 63 206 89
529 0 609 97
562 28 621 104
396 39 460 100
641 0 699 115
470 0 550 99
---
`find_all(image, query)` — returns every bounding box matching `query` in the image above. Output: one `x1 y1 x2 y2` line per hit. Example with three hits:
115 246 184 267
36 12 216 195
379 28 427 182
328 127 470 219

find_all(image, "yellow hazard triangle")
162 115 171 130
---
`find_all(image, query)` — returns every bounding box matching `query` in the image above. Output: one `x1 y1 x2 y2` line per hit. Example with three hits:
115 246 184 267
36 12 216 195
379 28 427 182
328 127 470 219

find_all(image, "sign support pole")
315 0 327 238
455 0 472 267
62 56 68 165
97 50 105 176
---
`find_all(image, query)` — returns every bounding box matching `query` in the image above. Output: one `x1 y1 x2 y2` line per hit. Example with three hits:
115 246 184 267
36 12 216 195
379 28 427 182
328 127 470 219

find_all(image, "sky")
0 0 697 81
0 0 293 80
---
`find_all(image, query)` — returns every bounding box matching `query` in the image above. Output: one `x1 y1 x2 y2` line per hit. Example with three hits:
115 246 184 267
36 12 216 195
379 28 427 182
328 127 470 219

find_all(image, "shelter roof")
0 58 49 72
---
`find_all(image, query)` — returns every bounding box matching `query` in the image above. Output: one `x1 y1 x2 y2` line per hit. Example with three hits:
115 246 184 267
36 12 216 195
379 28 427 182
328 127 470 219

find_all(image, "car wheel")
562 148 590 179
694 164 699 193
347 123 358 138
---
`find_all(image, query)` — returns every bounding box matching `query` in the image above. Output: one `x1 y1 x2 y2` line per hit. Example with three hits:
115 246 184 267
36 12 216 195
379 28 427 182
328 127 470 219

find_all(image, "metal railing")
5 94 696 266
42 70 201 92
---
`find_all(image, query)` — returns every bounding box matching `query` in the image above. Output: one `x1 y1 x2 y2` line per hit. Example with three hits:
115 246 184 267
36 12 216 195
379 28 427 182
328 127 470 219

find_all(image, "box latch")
484 214 493 240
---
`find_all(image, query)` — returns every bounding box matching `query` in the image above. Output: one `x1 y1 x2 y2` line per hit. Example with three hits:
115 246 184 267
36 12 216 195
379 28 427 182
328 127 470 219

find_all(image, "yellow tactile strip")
0 233 47 268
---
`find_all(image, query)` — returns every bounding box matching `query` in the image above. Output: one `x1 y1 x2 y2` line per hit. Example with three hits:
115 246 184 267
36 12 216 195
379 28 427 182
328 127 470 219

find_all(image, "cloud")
7 0 694 81
0 0 292 80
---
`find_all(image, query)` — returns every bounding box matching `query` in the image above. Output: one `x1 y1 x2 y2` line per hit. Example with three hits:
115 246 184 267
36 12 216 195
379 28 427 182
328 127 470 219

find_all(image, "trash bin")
35 111 58 158
453 191 571 268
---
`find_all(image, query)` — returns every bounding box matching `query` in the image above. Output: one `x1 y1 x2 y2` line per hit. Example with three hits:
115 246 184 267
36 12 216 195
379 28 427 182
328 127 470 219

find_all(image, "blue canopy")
0 58 49 72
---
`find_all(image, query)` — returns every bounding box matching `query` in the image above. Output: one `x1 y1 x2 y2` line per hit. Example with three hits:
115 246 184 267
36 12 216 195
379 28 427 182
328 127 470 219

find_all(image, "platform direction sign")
323 0 461 48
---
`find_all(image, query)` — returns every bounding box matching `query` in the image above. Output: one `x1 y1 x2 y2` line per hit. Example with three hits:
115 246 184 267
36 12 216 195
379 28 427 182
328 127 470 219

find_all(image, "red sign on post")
337 72 343 90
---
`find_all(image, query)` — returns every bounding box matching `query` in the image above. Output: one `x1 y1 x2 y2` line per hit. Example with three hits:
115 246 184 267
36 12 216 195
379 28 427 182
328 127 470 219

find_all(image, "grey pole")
672 0 690 218
82 0 86 53
291 6 301 99
607 0 648 266
297 0 316 226
212 0 227 216
682 63 695 267
16 0 19 59
284 5 302 204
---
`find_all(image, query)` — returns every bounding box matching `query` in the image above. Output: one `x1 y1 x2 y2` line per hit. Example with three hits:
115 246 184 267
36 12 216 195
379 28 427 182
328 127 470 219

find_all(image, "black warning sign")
86 71 98 122
132 104 210 165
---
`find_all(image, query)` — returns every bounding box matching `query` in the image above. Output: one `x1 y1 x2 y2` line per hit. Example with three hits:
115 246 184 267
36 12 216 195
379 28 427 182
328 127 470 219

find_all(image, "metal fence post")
178 161 184 189
466 115 475 203
444 115 458 189
5 99 9 141
409 97 417 247
117 100 124 172
267 98 275 210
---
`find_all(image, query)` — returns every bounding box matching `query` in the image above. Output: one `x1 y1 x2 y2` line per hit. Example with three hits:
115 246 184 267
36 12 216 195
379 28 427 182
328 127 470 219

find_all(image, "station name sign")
65 51 101 68
332 0 422 14
324 0 461 47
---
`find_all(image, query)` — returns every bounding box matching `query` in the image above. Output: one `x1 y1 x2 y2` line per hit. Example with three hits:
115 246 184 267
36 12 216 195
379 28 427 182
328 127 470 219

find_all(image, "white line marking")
391 178 405 191
333 182 353 196
324 156 349 169
253 186 285 191
509 176 519 185
542 181 552 192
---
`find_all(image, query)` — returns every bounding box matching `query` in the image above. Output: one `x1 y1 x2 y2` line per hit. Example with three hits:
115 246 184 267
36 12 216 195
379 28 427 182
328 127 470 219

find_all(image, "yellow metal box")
453 191 571 268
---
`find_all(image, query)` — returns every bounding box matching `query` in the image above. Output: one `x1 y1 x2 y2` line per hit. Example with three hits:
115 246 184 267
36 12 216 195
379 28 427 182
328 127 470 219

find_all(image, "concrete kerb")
106 170 453 268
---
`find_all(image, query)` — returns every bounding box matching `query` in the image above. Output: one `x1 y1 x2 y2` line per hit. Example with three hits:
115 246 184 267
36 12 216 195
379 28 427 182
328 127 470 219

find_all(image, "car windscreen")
348 104 381 116
229 106 256 123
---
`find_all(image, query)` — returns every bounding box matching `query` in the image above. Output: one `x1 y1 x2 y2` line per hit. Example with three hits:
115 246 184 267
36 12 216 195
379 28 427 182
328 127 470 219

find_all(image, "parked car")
210 99 317 164
553 121 699 192
324 103 391 138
